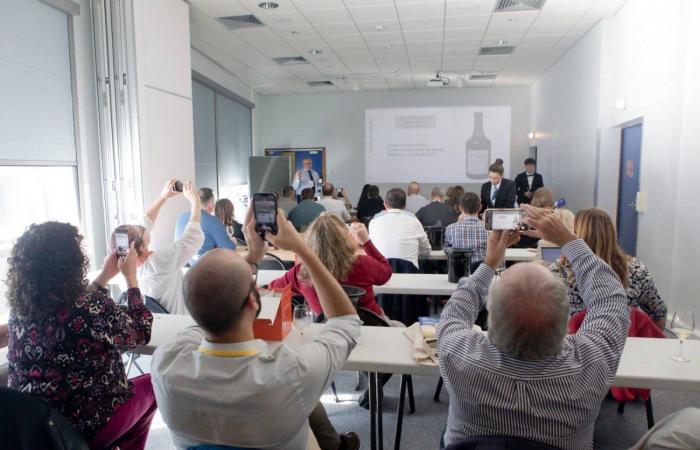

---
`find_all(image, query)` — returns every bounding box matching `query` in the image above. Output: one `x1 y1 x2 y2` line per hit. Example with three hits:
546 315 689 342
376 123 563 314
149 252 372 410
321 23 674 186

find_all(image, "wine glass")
670 310 695 363
293 303 311 341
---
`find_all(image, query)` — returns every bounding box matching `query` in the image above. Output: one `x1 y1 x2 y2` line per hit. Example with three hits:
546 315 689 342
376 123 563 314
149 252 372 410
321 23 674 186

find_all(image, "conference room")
1 0 699 449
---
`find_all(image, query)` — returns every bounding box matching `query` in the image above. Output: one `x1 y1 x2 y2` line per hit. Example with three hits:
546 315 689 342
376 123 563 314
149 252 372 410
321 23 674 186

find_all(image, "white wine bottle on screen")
466 112 491 179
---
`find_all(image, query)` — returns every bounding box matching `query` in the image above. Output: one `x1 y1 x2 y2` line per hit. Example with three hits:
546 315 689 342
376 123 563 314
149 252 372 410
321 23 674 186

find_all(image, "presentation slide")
365 107 511 183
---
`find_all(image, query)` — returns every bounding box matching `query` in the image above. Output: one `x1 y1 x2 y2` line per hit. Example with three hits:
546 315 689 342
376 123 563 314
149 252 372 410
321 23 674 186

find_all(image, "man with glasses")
151 212 361 450
293 158 320 202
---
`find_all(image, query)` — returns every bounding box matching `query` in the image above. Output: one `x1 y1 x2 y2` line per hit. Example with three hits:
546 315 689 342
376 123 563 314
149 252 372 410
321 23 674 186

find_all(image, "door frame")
616 120 644 255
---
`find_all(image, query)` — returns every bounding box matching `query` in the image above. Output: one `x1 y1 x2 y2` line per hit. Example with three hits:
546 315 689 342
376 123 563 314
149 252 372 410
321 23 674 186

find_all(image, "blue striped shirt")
443 217 488 265
437 239 630 449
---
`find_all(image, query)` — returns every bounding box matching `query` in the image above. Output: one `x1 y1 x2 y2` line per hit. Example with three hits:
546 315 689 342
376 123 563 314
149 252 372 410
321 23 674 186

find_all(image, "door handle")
628 202 636 209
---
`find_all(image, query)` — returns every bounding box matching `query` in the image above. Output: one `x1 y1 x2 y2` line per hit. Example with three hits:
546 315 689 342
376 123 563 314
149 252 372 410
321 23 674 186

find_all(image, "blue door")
617 124 642 256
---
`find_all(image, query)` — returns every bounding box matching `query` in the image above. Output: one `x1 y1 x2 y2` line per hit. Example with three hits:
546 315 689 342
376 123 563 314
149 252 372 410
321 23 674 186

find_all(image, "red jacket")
268 240 392 316
568 306 665 402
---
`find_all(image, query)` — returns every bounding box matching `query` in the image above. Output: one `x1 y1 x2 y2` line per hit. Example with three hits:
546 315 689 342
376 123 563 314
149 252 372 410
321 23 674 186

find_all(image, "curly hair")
6 222 89 320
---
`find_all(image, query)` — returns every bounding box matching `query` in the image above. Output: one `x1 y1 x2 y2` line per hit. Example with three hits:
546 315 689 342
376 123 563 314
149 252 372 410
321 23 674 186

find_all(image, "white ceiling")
188 0 628 95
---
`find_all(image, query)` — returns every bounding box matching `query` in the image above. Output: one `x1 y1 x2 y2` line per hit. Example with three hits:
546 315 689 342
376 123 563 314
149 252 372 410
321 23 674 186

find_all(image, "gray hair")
487 263 569 361
430 187 444 198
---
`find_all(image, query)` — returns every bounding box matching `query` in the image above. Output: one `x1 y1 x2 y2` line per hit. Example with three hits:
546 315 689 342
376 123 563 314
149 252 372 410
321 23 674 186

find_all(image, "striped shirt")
437 239 630 450
443 217 488 265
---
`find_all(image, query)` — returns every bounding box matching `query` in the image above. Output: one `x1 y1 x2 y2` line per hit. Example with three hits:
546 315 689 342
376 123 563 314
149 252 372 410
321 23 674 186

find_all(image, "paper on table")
258 293 281 322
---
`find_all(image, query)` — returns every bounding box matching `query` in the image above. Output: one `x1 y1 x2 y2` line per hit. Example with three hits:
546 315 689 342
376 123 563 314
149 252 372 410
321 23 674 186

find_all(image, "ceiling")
188 0 627 95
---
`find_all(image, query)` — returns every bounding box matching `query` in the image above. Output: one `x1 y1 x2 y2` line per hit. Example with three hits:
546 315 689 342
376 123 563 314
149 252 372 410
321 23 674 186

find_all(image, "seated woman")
215 198 246 245
530 187 555 209
535 208 575 260
268 213 392 318
446 185 465 212
6 221 155 449
549 208 668 329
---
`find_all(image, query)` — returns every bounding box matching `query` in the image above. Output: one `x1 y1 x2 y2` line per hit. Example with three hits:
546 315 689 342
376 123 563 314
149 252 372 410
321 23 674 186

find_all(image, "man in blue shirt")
175 187 234 263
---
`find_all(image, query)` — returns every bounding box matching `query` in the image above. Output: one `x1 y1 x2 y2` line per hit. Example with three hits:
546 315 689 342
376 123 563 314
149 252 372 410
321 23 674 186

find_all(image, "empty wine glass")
293 303 311 341
670 310 695 363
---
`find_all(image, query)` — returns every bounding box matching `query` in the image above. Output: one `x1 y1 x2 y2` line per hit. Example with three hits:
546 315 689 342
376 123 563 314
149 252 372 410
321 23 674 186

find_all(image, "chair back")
341 284 366 310
424 226 445 250
357 307 391 327
258 253 287 271
444 436 561 450
145 296 169 314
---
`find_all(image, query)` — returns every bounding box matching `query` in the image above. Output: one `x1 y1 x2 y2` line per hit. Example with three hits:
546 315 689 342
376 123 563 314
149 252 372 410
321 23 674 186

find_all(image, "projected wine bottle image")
466 112 491 179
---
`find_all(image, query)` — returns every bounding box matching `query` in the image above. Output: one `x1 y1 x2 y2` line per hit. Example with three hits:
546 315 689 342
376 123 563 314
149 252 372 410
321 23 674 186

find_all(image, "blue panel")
617 124 642 256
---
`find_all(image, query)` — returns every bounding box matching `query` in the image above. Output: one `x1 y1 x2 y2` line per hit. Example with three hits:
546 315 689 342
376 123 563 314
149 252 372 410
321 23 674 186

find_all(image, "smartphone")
173 181 183 192
253 193 278 238
484 208 529 231
115 229 130 256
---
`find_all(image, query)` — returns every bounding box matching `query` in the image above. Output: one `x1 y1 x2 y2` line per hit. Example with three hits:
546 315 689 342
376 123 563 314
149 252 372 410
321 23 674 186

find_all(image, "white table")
426 248 536 262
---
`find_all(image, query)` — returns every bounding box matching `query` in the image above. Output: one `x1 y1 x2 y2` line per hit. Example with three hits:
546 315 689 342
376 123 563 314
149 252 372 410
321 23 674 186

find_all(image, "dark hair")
367 185 380 198
282 186 295 198
322 183 334 197
489 163 504 175
360 184 370 200
215 199 235 226
199 187 215 205
524 157 536 166
494 158 504 165
301 187 315 200
110 224 147 257
385 188 406 209
6 222 89 320
460 192 481 214
447 186 465 211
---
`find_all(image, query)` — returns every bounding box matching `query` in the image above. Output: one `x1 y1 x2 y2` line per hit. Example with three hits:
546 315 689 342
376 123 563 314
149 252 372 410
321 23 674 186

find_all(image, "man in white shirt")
369 188 432 268
317 182 351 222
292 158 321 201
151 212 361 450
405 181 429 214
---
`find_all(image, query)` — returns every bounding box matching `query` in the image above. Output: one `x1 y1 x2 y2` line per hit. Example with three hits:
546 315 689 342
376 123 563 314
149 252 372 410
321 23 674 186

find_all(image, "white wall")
255 87 531 203
133 0 195 250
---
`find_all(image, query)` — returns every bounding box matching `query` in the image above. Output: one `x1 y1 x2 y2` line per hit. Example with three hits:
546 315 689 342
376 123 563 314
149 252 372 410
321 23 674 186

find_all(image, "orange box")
253 286 293 341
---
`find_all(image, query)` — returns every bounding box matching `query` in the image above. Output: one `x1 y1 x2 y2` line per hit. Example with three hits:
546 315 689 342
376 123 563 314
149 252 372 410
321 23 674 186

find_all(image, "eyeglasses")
240 264 259 311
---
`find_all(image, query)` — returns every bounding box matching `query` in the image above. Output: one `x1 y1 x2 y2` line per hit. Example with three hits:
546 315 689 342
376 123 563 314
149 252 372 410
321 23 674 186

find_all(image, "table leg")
370 372 377 450
394 375 407 450
377 372 383 450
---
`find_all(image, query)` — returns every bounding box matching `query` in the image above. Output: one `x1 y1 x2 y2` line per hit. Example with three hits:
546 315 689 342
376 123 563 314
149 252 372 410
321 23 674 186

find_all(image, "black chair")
258 253 288 271
378 258 429 326
444 436 562 450
424 226 445 250
0 387 89 450
341 284 366 310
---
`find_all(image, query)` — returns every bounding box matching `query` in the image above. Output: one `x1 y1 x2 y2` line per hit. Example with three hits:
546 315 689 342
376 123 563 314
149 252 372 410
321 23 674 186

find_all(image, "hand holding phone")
114 229 130 256
484 209 529 231
253 193 278 239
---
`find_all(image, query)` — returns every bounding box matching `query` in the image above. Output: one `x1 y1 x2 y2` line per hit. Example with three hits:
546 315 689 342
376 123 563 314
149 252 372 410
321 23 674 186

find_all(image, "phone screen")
486 209 526 230
253 193 278 236
115 231 129 255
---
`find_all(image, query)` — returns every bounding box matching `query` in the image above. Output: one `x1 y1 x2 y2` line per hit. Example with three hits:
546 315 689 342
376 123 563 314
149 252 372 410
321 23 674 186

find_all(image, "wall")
256 87 531 203
530 25 602 212
133 0 196 250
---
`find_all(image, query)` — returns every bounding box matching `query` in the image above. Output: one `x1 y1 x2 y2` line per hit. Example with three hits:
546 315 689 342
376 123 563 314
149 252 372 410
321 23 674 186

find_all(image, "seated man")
416 187 459 227
356 185 385 220
174 187 234 262
443 192 488 266
278 185 297 217
317 182 351 222
369 188 431 269
405 181 429 214
288 187 326 231
151 213 361 450
437 205 630 449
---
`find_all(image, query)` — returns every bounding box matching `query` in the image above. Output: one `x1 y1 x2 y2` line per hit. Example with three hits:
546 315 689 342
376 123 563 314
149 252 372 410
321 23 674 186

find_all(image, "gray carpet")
143 364 700 450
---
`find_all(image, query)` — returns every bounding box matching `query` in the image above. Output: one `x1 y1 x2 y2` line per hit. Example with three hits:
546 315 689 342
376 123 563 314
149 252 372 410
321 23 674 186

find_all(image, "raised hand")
160 179 181 200
349 222 370 245
484 230 521 270
521 204 577 247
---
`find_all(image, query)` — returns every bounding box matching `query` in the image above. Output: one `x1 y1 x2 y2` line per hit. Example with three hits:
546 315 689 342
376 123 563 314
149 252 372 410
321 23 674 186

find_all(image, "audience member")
446 185 465 213
549 208 668 329
514 157 544 205
531 187 555 209
215 198 246 244
175 187 235 262
317 183 351 222
7 222 155 449
443 192 488 266
416 187 459 227
288 187 326 231
480 163 516 212
369 188 431 268
629 407 700 449
278 185 297 218
405 181 429 214
269 214 391 318
437 205 631 448
494 158 504 166
359 183 370 201
151 212 361 450
535 208 575 261
356 185 385 221
135 180 204 314
293 158 320 201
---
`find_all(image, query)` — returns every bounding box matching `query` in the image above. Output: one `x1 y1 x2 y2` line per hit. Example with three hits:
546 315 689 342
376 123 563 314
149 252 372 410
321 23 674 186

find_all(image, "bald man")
437 205 630 449
405 181 429 214
151 213 361 450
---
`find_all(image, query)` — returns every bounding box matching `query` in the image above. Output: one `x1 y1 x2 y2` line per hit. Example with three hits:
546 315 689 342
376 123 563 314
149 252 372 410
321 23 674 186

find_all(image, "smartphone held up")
484 208 530 231
114 229 130 256
252 193 278 239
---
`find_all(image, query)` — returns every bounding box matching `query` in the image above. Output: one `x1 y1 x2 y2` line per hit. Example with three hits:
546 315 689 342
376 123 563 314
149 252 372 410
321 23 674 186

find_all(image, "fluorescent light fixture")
258 2 279 9
309 49 323 55
528 131 535 139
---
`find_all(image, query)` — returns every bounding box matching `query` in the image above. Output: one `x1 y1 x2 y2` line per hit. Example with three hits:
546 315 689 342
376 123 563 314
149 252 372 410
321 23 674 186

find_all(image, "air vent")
470 74 498 80
494 0 546 12
272 56 309 66
307 80 334 87
480 46 515 55
217 15 264 31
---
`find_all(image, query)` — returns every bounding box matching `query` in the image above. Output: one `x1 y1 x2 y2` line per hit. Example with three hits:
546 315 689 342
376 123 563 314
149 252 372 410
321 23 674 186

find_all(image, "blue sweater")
174 210 235 262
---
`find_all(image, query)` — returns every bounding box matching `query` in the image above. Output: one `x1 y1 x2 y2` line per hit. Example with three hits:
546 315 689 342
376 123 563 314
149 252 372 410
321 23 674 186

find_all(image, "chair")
357 307 415 450
258 253 288 271
377 258 429 326
424 225 445 250
443 436 562 450
341 284 366 310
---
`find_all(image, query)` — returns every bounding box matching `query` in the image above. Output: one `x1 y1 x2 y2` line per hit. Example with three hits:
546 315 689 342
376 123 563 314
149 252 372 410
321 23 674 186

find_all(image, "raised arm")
145 179 180 225
350 223 392 284
172 182 204 267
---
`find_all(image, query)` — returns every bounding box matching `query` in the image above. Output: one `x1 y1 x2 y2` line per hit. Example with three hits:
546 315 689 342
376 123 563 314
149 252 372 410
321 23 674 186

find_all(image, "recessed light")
496 40 509 47
528 131 536 139
309 49 322 55
615 98 627 110
290 30 300 35
375 25 384 32
258 1 278 9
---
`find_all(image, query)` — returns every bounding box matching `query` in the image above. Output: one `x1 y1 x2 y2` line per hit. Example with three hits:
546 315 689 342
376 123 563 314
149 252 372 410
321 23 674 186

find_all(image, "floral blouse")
8 287 153 438
549 257 668 322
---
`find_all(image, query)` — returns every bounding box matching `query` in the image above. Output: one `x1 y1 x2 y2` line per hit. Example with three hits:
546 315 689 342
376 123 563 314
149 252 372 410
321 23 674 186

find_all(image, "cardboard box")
253 286 293 341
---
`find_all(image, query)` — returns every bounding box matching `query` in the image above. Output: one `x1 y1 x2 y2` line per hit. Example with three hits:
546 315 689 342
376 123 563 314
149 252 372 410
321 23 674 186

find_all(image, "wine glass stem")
678 338 684 359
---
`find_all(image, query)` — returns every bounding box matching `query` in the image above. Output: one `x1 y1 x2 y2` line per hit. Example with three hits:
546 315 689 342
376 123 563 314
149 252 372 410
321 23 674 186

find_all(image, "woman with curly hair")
6 221 155 449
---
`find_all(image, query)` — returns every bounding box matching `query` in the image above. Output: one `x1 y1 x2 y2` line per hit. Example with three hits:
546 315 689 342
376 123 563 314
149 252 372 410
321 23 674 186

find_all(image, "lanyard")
197 347 260 358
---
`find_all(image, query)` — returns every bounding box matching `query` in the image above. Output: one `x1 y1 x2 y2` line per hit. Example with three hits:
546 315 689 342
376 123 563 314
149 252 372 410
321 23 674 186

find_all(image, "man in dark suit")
514 157 544 205
416 187 459 227
480 163 517 213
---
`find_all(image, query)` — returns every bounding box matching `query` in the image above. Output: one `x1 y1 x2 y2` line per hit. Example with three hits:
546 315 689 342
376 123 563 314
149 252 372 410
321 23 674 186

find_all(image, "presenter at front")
293 158 320 203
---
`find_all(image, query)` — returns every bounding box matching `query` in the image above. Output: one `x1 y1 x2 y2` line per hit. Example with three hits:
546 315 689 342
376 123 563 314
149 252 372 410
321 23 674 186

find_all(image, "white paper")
257 293 281 322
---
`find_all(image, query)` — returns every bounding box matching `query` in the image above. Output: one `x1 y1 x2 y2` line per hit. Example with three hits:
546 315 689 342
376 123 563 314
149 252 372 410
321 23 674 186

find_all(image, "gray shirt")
288 200 326 231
